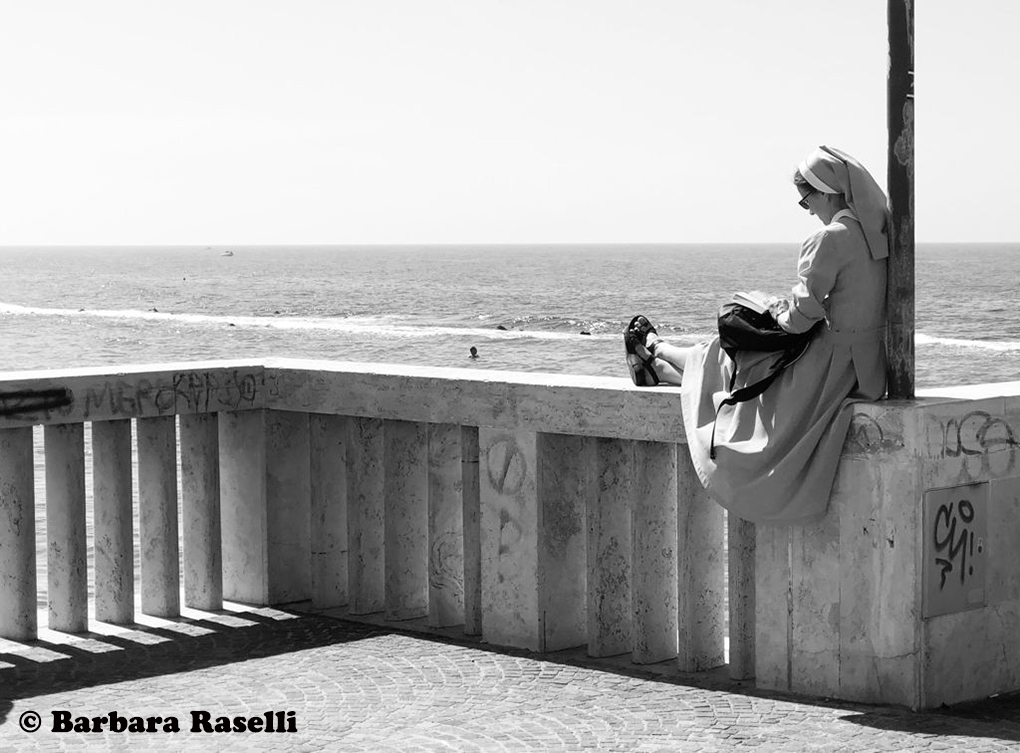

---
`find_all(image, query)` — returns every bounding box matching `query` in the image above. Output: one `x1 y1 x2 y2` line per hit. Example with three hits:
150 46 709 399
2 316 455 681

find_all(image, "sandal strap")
627 315 657 344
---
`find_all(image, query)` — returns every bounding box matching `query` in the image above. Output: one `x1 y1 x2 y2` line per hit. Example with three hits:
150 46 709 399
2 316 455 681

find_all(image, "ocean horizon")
2 242 1019 387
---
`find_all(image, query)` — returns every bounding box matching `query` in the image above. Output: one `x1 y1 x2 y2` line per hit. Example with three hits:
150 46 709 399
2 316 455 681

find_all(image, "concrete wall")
755 385 1020 709
2 360 1019 710
916 390 1020 707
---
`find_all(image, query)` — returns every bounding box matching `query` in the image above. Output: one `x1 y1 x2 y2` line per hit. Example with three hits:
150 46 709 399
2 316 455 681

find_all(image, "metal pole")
887 0 915 399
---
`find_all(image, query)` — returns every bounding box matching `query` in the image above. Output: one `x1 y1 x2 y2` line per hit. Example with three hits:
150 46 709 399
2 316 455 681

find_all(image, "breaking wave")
0 302 622 342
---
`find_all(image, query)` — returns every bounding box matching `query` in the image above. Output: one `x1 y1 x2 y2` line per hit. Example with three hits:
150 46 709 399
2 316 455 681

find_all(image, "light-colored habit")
680 146 889 524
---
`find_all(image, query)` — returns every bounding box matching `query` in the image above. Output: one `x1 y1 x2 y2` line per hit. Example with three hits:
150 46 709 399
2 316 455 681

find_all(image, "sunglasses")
798 190 815 210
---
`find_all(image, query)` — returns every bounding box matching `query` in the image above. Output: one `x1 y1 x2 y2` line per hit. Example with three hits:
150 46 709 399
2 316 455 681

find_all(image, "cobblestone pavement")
1 605 1018 752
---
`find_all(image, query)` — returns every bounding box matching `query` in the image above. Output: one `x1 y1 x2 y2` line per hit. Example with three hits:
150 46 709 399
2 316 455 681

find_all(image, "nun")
626 145 889 524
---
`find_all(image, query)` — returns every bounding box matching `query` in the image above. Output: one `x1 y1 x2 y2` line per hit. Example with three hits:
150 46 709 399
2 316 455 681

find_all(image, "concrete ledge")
0 359 687 443
264 359 687 444
0 360 266 428
918 381 1020 401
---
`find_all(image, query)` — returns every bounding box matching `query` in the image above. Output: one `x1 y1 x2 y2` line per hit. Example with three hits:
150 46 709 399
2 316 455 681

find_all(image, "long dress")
680 211 887 525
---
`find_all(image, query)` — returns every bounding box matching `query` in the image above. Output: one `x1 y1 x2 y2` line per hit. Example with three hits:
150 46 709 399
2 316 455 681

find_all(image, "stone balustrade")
0 359 735 675
1 359 1018 709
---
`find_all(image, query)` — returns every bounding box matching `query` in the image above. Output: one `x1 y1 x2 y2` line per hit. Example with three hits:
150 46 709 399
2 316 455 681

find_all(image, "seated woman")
625 146 889 525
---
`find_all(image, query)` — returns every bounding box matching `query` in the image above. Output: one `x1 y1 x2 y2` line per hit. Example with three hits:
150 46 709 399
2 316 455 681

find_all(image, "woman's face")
798 189 831 222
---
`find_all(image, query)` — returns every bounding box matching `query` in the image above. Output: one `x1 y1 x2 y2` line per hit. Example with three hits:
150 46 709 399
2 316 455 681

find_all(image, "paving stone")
0 606 1018 750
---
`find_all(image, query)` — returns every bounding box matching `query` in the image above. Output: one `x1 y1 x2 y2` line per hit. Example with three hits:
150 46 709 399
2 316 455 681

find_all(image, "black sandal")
624 329 660 386
627 314 661 356
628 314 657 341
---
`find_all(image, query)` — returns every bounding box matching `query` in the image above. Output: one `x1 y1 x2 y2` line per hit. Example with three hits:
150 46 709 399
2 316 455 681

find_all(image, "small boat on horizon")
221 250 235 257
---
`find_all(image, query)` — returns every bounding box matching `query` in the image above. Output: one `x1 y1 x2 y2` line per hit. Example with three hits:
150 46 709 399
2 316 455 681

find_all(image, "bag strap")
708 354 791 460
708 319 823 458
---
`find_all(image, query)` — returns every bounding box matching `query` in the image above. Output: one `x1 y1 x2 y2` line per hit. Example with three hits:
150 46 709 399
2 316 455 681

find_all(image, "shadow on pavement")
839 693 1020 744
0 609 385 730
311 607 1020 746
3 604 1019 746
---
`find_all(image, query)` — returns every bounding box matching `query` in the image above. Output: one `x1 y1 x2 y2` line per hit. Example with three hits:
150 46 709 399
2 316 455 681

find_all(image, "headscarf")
798 145 890 260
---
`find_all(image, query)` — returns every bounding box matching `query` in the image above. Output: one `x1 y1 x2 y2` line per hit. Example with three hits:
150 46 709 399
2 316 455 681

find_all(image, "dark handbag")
718 303 815 359
709 303 820 458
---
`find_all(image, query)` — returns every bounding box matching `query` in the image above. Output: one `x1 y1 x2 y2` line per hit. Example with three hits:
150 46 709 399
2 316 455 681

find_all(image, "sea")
2 243 1019 611
3 243 1020 385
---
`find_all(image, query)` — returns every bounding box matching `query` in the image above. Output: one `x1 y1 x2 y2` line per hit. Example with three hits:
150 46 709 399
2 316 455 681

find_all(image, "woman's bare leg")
650 357 684 385
653 341 691 371
647 335 691 385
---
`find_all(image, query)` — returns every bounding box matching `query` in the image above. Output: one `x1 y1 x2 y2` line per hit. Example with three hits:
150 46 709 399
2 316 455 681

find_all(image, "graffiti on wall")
485 435 527 558
932 498 983 589
81 369 259 418
0 369 261 424
845 408 1020 468
935 410 1020 476
845 411 903 454
923 482 988 618
0 388 73 418
429 531 465 595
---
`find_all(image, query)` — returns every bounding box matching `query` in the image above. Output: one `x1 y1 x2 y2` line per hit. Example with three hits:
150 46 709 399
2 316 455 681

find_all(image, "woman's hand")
768 297 790 318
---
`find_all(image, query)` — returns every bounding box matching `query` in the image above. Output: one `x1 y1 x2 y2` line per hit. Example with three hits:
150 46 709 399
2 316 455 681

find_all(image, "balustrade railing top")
0 360 265 428
264 358 689 443
0 358 691 443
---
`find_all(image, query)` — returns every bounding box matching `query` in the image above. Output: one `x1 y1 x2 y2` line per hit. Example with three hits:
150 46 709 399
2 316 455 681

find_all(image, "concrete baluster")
0 427 37 640
180 413 222 610
347 417 385 614
427 423 464 627
383 420 429 621
265 410 311 604
219 409 311 606
92 419 134 623
537 432 590 651
631 440 678 664
309 414 349 609
727 513 756 679
461 426 482 635
755 525 792 690
676 445 726 671
44 423 88 632
479 428 541 650
137 416 180 617
587 437 634 657
220 410 269 604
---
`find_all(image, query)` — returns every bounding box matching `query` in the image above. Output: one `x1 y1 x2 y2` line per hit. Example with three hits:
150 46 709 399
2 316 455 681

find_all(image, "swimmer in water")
469 346 479 359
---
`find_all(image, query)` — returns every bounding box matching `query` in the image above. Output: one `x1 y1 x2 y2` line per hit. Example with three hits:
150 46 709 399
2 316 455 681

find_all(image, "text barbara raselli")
39 710 297 733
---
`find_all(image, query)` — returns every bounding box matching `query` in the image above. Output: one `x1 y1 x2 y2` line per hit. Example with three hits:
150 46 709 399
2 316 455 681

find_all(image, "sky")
1 0 1017 246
